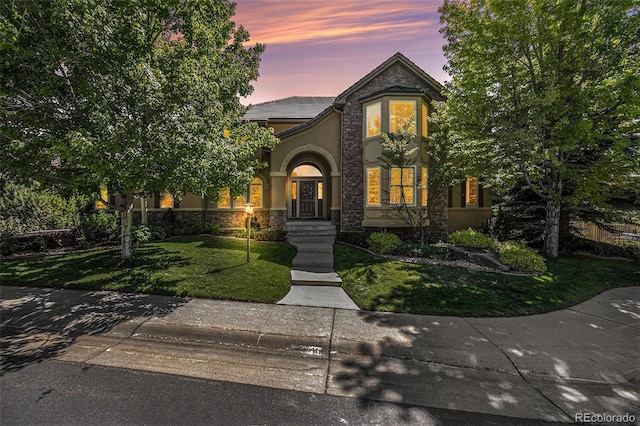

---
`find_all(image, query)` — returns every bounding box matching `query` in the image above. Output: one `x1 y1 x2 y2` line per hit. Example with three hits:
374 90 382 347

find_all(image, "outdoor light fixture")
245 203 253 263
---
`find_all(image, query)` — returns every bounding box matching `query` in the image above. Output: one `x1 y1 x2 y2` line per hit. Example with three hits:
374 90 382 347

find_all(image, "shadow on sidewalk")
0 286 187 375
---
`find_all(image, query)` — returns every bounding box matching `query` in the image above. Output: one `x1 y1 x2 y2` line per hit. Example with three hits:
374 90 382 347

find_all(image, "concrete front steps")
278 221 359 310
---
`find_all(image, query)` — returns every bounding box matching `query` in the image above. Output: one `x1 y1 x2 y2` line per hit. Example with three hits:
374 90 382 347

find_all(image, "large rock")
449 246 510 272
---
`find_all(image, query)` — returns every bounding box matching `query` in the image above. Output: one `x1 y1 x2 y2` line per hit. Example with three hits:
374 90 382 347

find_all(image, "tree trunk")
141 195 148 225
543 198 561 258
120 194 134 260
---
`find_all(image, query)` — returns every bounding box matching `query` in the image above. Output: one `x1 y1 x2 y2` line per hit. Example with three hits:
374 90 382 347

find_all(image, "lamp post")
245 203 253 263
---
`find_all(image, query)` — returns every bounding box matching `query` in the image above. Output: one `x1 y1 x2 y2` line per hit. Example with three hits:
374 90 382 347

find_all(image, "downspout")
332 103 344 231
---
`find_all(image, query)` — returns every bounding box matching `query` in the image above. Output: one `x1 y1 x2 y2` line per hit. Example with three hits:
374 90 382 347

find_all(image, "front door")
299 180 316 217
290 179 324 219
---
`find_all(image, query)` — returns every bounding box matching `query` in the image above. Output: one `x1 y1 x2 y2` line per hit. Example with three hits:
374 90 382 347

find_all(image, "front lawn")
335 243 640 316
1 237 296 303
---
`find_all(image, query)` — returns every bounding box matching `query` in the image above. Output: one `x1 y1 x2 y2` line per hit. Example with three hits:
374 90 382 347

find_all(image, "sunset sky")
233 0 448 105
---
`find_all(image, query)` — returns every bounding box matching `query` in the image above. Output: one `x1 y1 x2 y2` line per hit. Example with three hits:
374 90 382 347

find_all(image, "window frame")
389 166 417 206
365 166 382 207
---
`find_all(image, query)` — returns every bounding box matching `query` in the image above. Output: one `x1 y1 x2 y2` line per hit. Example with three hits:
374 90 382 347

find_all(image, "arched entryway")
289 162 325 219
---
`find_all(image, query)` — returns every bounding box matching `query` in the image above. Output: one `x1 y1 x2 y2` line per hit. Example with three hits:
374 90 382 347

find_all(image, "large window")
366 102 381 138
390 167 415 205
390 100 416 134
366 167 381 207
218 178 263 209
421 103 427 137
466 177 479 207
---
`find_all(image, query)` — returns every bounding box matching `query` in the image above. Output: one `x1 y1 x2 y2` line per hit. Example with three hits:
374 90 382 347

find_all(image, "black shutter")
479 184 484 207
154 193 160 209
460 182 466 208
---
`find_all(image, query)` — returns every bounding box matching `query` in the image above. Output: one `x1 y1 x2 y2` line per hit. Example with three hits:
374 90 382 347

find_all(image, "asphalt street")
1 359 561 426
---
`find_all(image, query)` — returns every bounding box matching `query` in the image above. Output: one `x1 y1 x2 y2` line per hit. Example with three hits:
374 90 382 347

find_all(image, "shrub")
253 230 287 241
449 228 498 250
337 232 369 248
149 225 166 240
81 211 119 244
231 229 247 238
132 225 151 244
396 241 450 259
367 232 402 254
205 222 222 235
182 220 205 235
499 241 547 273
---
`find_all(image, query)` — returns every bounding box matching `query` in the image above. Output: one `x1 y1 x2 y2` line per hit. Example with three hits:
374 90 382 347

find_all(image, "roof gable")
335 52 444 104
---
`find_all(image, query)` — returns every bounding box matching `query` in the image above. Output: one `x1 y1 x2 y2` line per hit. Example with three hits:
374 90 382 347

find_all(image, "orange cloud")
235 0 441 45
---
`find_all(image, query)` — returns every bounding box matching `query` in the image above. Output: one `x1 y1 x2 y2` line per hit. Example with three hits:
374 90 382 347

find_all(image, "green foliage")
440 0 640 257
562 237 640 260
252 230 286 241
396 241 451 260
449 229 498 250
337 232 370 248
132 225 151 245
367 232 402 255
81 212 119 244
231 229 247 238
182 221 206 235
205 222 222 235
1 0 279 259
499 241 547 273
149 225 166 241
0 179 89 254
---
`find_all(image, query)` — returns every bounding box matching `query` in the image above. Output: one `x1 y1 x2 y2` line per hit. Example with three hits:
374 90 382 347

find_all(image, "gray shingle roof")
243 96 335 121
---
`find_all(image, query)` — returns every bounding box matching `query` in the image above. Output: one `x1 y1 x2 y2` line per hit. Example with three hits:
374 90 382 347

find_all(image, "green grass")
335 243 640 316
3 237 638 317
1 237 296 303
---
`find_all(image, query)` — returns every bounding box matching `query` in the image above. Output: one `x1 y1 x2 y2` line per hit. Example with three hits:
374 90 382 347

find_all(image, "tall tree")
1 0 278 259
439 0 640 257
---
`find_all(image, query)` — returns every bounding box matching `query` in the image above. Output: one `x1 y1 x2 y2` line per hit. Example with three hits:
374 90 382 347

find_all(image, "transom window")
291 164 322 177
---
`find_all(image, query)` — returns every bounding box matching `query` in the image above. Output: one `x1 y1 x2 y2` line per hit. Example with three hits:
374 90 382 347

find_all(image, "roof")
243 96 335 121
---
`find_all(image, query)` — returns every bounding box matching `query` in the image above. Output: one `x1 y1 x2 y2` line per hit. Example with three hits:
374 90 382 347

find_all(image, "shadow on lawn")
1 246 191 296
0 286 187 375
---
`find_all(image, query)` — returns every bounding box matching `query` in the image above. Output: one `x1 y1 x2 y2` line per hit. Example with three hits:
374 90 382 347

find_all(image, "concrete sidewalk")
1 285 638 424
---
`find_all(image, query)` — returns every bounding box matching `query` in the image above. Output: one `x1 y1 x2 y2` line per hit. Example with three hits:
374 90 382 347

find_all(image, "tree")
1 0 278 259
380 127 430 243
439 0 640 257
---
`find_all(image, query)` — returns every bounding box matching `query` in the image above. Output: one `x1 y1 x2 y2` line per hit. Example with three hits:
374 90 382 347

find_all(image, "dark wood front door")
299 181 316 217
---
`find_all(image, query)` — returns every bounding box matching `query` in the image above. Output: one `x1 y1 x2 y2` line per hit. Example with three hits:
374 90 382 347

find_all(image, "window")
421 103 427 137
390 100 416 134
365 102 381 138
317 181 323 200
292 164 322 177
249 178 263 208
466 177 478 207
234 193 247 207
96 185 109 209
421 166 428 206
366 167 381 207
160 193 174 209
390 167 415 205
218 188 231 208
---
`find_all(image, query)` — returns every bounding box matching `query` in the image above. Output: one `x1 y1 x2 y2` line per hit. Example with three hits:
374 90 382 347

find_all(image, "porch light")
245 203 253 263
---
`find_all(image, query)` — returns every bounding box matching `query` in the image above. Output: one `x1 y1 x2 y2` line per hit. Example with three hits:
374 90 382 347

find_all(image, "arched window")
249 178 263 208
291 164 322 177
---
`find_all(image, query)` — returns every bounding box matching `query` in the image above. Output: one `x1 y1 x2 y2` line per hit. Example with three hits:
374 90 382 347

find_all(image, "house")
103 53 491 240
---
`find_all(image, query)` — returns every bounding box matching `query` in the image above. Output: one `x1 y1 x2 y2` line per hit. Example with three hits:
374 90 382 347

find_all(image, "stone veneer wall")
269 210 287 230
341 62 436 231
132 210 270 230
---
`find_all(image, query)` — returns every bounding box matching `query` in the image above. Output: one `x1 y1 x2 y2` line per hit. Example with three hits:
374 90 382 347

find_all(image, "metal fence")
575 222 640 244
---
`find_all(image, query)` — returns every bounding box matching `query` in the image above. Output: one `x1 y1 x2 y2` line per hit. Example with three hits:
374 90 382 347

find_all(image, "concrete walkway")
279 221 358 309
1 285 638 424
